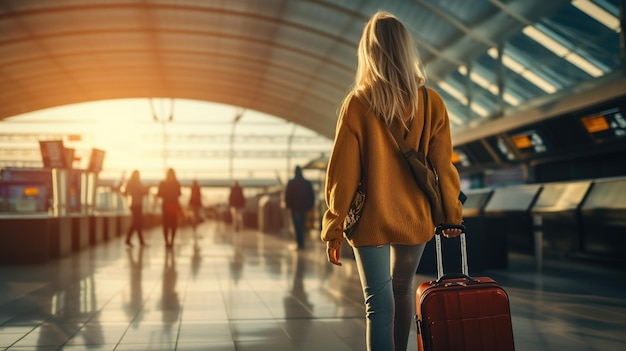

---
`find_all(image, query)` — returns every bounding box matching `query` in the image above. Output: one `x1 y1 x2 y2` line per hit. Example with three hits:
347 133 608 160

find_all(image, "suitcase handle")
434 224 468 279
435 224 466 235
434 273 478 285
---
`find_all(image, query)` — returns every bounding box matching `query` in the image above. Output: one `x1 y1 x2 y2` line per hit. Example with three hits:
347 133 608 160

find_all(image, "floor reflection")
229 231 244 286
0 220 624 350
190 238 202 280
161 247 181 318
283 251 313 346
152 246 180 347
124 246 144 323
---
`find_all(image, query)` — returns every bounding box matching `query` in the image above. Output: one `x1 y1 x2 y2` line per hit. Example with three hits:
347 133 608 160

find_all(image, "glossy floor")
0 221 625 350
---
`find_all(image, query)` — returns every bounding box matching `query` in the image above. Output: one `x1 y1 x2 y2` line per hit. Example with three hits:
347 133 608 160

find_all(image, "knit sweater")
321 87 463 247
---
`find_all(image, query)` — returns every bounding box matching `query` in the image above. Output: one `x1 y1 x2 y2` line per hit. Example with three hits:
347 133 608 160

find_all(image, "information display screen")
483 136 516 162
39 140 67 168
508 129 548 157
451 149 471 167
65 148 75 169
580 107 626 143
88 148 106 173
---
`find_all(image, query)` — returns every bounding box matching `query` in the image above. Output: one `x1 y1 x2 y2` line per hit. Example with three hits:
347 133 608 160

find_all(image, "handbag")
343 182 365 239
387 86 465 226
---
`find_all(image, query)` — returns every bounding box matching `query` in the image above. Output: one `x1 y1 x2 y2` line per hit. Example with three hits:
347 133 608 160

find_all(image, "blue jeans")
353 243 426 351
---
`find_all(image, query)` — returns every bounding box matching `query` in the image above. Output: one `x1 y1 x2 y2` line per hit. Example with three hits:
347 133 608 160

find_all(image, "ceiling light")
471 103 490 118
437 81 468 105
447 111 464 126
488 48 558 93
503 93 520 106
457 66 521 106
572 0 620 32
520 70 558 94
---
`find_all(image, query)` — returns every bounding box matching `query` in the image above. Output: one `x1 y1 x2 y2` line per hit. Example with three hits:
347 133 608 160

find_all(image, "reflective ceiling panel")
0 0 623 139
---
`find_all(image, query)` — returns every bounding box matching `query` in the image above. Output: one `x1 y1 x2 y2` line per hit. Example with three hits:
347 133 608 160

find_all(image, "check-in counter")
258 194 283 234
89 215 105 246
243 195 260 230
48 216 73 259
530 180 592 261
101 213 119 241
483 184 543 255
462 188 508 270
71 215 90 252
579 177 626 267
119 213 132 238
0 214 74 264
417 188 505 275
0 214 50 264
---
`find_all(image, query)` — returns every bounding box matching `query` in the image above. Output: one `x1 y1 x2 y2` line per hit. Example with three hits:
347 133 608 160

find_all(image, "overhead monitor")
451 151 461 164
581 114 610 133
88 148 106 173
451 148 471 167
580 107 626 143
486 136 516 161
64 148 75 169
39 140 67 168
508 129 548 157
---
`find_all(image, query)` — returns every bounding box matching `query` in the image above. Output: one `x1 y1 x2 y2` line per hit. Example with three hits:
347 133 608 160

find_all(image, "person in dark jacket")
124 170 149 247
228 181 246 231
285 165 315 249
157 168 182 248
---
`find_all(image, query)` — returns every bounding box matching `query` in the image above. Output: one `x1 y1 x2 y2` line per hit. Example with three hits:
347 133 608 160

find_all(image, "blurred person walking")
189 179 203 230
228 181 246 231
124 170 149 247
285 165 315 250
157 168 182 248
321 11 464 351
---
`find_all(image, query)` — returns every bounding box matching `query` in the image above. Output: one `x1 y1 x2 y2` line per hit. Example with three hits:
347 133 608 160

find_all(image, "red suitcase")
416 225 515 351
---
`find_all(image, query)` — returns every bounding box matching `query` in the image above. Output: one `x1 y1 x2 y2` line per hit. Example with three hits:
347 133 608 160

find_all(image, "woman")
124 170 149 247
189 179 202 229
321 11 463 351
157 168 182 248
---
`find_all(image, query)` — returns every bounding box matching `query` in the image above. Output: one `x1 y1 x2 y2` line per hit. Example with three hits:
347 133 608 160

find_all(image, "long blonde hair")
342 11 426 129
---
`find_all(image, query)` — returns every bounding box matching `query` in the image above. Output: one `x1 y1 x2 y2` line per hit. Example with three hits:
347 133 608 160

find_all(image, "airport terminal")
1 0 625 350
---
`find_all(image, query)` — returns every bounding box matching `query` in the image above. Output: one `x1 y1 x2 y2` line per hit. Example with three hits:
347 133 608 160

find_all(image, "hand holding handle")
434 224 469 279
435 224 466 235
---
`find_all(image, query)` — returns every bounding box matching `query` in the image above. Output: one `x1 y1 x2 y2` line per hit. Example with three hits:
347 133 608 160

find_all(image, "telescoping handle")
434 224 468 280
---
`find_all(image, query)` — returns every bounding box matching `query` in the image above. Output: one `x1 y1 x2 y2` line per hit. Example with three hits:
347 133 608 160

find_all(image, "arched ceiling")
0 0 623 139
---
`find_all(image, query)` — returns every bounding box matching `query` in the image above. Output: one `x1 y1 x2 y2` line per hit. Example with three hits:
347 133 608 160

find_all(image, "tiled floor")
1 220 625 350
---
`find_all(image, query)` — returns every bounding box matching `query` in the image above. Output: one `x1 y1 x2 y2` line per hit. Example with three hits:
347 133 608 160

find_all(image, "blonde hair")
342 11 426 129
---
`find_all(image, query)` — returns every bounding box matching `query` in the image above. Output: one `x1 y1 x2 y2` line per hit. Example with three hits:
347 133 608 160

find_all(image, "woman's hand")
441 227 463 238
326 239 343 266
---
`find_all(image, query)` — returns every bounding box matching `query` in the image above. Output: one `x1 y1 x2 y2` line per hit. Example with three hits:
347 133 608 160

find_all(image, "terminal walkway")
0 221 625 350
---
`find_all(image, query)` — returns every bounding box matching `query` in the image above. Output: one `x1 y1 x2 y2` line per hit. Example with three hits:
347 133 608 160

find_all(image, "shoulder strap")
388 86 429 163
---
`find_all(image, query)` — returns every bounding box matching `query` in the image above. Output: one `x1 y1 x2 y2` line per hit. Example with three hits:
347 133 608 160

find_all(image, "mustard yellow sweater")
321 87 463 247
